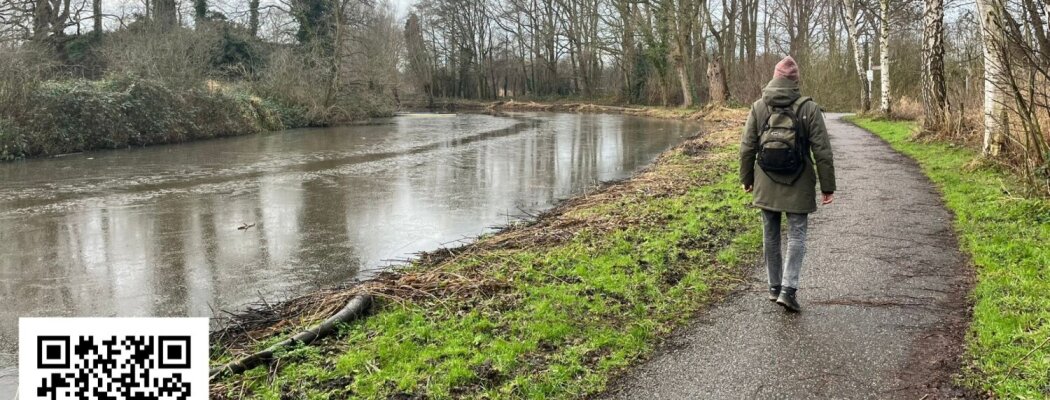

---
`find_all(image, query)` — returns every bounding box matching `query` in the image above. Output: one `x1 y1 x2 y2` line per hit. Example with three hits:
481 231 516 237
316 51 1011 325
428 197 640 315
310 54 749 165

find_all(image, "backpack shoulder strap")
753 99 772 129
792 96 813 112
790 96 813 135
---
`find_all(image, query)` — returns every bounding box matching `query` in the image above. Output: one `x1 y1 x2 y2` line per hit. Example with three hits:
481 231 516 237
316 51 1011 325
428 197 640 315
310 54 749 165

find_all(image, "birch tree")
841 0 870 111
920 0 947 130
975 0 1005 156
878 0 891 114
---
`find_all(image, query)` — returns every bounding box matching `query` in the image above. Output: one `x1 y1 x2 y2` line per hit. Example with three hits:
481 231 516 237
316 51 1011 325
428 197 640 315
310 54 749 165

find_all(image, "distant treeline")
401 0 1047 191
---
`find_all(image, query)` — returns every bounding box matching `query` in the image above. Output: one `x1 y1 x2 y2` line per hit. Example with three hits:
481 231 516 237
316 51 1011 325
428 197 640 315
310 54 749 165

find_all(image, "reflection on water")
0 112 699 387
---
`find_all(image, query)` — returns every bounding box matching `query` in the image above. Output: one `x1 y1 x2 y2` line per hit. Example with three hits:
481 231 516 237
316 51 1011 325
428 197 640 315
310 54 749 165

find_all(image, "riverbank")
209 107 753 398
0 77 393 161
0 88 725 162
849 117 1050 398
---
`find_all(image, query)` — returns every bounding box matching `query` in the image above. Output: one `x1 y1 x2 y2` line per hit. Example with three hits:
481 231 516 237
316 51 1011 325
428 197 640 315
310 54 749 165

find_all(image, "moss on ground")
210 114 760 399
850 117 1050 398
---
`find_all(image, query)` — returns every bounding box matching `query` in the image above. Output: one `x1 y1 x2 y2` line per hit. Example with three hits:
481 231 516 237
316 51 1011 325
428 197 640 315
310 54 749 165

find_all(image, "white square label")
19 318 208 400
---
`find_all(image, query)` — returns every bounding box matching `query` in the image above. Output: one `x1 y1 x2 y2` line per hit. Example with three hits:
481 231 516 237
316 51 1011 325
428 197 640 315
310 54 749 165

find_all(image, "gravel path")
604 114 974 399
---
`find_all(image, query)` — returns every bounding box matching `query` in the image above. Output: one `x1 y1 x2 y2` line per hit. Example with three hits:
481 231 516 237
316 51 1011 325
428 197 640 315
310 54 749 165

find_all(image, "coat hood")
761 77 801 107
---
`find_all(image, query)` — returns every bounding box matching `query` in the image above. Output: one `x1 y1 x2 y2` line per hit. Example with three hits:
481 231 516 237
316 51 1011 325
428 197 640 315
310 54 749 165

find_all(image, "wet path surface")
0 112 698 391
605 114 972 399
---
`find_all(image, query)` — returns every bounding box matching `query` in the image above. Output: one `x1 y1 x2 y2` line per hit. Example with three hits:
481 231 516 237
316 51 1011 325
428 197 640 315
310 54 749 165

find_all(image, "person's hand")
821 192 834 205
743 184 753 193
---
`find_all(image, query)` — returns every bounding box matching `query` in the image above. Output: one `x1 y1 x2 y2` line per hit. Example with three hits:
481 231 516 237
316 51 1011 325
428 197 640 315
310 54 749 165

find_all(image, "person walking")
739 56 836 312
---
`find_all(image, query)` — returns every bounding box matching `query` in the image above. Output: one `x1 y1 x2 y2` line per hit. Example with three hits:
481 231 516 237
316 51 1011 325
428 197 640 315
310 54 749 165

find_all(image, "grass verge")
210 110 757 399
849 117 1050 398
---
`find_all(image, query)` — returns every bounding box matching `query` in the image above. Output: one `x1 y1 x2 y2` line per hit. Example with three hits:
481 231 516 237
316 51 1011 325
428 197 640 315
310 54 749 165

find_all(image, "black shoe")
776 287 801 312
768 285 781 302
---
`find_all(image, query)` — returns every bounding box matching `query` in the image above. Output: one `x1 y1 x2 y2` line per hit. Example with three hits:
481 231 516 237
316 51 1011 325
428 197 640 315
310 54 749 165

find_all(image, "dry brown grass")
894 96 925 121
485 100 747 124
213 268 512 354
0 44 55 117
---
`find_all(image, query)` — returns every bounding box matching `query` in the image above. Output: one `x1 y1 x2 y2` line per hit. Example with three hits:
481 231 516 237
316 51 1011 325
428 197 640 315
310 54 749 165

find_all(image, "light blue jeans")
761 210 808 289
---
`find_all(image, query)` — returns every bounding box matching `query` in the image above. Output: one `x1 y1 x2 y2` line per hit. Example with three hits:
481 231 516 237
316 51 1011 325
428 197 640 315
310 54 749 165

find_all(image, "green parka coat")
740 77 836 214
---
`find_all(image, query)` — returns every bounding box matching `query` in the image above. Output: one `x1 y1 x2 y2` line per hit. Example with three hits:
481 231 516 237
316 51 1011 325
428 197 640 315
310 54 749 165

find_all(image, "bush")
0 24 395 160
206 24 266 78
0 44 56 117
22 80 133 154
99 26 214 89
0 118 27 161
7 77 295 158
252 47 395 126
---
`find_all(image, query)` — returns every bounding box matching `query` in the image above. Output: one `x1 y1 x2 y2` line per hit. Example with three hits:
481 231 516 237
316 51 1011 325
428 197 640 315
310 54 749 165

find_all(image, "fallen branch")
210 294 373 379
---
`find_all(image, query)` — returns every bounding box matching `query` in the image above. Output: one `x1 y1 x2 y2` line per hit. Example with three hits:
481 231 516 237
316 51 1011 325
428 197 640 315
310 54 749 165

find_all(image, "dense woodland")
0 0 1047 191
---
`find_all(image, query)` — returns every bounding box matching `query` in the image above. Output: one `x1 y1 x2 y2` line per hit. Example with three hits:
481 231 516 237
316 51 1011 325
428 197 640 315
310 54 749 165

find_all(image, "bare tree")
706 56 729 104
249 0 259 36
841 0 870 111
975 0 1005 156
0 0 35 41
703 0 731 103
92 0 101 36
153 0 177 29
740 0 758 67
664 0 695 106
878 0 891 114
920 0 947 129
33 0 72 40
404 13 433 105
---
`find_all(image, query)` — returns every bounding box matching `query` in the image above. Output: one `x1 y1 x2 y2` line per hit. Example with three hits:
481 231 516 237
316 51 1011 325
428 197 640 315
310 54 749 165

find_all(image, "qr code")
19 318 207 400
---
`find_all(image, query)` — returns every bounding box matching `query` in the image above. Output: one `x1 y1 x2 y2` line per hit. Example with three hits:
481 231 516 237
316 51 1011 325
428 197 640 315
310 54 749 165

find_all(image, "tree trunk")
34 0 72 40
921 0 948 130
879 0 891 114
744 0 758 67
249 0 260 36
324 0 348 112
93 0 102 36
154 0 177 29
33 0 51 40
675 56 693 107
669 0 693 107
1019 0 1050 62
193 0 207 24
707 57 729 104
842 0 870 111
975 0 1005 156
721 0 738 66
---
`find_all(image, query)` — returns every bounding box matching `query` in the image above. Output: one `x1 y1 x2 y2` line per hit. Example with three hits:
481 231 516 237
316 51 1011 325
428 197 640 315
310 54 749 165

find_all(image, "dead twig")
1005 334 1050 375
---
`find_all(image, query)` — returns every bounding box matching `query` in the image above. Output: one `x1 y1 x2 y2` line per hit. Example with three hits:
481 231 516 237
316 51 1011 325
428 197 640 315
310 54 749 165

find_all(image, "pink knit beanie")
774 56 800 82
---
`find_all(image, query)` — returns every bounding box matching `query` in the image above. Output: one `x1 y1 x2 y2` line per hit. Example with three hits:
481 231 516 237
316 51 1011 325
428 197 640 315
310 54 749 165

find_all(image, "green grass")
212 135 762 399
849 117 1050 398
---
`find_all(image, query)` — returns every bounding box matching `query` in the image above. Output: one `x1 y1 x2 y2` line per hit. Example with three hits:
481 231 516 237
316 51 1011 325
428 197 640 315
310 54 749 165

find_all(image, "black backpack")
756 96 812 185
